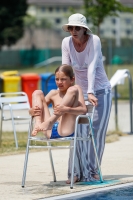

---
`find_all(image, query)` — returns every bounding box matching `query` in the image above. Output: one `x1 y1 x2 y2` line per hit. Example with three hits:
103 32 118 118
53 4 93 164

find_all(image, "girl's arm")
29 90 54 116
29 106 41 116
53 85 87 116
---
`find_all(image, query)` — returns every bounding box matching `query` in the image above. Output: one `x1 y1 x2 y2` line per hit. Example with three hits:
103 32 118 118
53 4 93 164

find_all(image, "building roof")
27 0 133 6
27 0 83 6
121 0 133 4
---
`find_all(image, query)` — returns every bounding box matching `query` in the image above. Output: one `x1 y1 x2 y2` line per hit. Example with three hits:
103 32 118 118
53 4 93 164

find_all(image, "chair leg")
22 139 30 187
22 117 32 187
70 120 78 189
12 122 18 149
47 142 56 182
91 130 103 183
0 108 3 147
88 117 103 183
70 141 76 189
9 105 18 148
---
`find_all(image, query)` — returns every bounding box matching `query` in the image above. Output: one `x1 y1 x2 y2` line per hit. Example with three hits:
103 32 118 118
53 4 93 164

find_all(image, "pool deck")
0 134 133 200
0 101 133 199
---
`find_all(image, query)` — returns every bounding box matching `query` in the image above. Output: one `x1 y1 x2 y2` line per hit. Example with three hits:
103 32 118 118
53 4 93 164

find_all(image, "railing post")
45 74 55 95
114 85 118 130
126 70 133 134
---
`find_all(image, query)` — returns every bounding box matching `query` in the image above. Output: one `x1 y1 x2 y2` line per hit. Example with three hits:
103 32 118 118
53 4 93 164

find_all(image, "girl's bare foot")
31 121 42 136
31 120 53 137
39 120 53 131
66 176 79 184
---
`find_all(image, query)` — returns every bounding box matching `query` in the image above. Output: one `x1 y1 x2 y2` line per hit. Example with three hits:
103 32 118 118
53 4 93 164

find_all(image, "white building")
8 0 133 50
27 0 133 39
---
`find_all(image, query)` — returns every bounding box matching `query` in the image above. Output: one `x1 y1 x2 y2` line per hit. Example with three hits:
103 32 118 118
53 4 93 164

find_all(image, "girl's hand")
53 104 66 115
29 106 42 116
88 94 98 106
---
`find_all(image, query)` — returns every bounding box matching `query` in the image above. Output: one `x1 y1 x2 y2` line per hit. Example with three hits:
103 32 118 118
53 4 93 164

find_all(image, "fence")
0 47 133 69
0 49 61 69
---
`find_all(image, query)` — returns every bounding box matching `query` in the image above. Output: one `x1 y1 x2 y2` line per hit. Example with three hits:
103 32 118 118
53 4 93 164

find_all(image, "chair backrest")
78 101 94 124
85 101 95 120
0 92 30 110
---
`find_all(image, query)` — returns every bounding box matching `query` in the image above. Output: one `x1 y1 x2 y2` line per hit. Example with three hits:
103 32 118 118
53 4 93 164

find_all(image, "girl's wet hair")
55 64 74 79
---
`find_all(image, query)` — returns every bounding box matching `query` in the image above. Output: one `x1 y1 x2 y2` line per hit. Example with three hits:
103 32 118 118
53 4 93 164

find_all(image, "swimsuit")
50 122 74 139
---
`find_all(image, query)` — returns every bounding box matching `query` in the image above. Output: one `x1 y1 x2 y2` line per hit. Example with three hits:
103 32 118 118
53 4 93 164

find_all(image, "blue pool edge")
42 182 133 200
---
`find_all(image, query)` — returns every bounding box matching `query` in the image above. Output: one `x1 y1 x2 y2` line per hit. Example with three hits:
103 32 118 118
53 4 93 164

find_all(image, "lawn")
0 129 125 156
105 64 133 100
0 131 73 155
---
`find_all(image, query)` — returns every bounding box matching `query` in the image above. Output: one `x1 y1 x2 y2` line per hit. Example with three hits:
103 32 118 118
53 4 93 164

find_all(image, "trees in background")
0 0 28 49
23 15 52 49
83 0 133 36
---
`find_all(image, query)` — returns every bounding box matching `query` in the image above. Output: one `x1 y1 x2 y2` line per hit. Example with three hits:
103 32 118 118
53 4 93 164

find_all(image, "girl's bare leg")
31 90 51 136
37 86 79 138
57 86 79 184
58 86 79 136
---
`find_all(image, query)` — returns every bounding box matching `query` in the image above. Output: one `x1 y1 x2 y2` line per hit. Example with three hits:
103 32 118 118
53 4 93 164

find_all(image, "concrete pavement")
0 135 133 200
0 101 133 199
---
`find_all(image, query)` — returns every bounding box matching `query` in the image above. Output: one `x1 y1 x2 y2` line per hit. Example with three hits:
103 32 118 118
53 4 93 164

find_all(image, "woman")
61 13 112 183
30 64 87 143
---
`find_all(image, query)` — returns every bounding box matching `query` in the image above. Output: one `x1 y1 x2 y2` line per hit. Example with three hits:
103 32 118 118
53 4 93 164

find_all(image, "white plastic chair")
0 92 31 148
21 103 103 189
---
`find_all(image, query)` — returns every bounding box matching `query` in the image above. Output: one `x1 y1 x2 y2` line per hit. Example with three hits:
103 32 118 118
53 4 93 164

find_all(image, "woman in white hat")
61 13 112 183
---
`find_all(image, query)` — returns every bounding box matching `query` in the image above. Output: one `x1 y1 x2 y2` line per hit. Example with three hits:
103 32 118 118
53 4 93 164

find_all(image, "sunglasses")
68 26 81 32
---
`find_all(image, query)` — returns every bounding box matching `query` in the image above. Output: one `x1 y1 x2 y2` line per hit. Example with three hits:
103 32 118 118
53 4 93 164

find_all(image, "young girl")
29 64 87 140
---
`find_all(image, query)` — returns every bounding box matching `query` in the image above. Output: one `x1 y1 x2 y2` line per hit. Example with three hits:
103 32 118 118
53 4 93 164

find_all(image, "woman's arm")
87 35 101 106
88 93 98 106
62 37 71 65
87 35 101 94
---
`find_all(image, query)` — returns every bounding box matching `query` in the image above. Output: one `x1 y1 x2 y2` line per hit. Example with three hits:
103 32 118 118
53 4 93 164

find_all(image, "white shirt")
62 34 111 94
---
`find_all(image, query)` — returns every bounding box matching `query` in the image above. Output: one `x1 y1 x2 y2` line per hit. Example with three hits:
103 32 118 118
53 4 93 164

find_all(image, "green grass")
0 131 70 155
0 129 125 155
0 132 28 155
105 64 133 100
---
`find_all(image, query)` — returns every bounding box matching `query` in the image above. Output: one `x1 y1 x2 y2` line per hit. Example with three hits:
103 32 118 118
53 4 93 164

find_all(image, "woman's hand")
88 93 98 106
53 104 66 115
29 106 42 116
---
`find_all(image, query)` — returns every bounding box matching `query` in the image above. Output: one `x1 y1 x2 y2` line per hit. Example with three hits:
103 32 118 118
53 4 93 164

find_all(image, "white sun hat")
62 13 92 32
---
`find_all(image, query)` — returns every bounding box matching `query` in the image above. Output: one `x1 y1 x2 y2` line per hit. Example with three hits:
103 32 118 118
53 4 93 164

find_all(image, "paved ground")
0 135 133 200
0 101 133 199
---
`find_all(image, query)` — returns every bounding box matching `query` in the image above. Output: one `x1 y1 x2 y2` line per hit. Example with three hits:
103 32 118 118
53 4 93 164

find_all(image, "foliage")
23 14 52 49
24 15 51 29
0 0 28 48
83 0 133 36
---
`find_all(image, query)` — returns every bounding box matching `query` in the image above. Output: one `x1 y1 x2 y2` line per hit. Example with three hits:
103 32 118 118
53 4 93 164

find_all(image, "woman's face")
68 26 86 39
55 71 74 92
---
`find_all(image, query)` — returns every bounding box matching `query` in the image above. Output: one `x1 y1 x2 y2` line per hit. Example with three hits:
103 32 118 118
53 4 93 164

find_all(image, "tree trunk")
97 24 100 37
